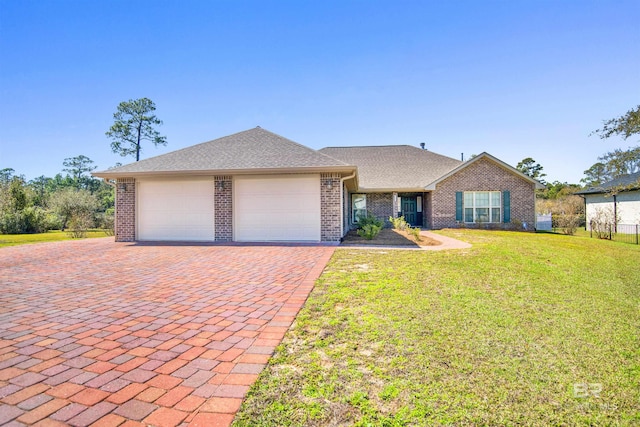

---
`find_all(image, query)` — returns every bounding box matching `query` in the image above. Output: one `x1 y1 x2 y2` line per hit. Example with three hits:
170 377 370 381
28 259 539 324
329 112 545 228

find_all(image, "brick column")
321 173 342 242
392 192 398 218
115 178 135 242
215 176 233 241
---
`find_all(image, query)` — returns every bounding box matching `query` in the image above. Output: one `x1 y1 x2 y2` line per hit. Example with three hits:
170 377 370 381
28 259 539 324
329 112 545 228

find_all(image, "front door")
402 197 418 226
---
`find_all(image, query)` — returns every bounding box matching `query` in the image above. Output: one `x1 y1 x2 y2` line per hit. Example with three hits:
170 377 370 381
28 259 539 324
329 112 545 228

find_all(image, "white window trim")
352 194 367 223
464 191 501 223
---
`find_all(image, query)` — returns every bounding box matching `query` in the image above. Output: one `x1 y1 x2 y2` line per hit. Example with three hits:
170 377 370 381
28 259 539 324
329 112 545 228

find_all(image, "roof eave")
93 165 357 179
575 186 640 196
356 187 428 193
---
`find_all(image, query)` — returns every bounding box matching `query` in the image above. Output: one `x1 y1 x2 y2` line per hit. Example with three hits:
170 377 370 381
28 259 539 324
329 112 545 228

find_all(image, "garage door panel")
138 180 214 241
235 175 321 241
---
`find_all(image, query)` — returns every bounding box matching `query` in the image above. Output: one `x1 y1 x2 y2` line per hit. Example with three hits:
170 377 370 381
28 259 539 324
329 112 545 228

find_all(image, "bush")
44 212 63 231
389 216 408 230
0 206 48 234
96 208 115 236
590 206 619 239
49 188 99 230
406 226 422 242
556 214 580 235
538 195 585 232
357 213 383 230
67 213 94 238
357 224 382 240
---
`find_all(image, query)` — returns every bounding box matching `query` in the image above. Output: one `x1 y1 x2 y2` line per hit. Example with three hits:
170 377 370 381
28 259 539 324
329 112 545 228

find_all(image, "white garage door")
137 180 214 241
234 175 321 241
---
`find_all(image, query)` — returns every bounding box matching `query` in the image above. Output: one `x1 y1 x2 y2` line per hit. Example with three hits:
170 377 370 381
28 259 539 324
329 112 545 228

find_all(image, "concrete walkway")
419 230 472 250
0 239 334 426
339 230 472 251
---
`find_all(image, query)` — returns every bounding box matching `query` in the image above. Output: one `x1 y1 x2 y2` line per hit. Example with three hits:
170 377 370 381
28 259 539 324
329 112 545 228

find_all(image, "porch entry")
398 195 423 227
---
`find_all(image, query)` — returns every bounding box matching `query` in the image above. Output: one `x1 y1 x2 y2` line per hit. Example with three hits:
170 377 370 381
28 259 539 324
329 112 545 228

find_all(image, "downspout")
613 194 617 233
339 172 357 239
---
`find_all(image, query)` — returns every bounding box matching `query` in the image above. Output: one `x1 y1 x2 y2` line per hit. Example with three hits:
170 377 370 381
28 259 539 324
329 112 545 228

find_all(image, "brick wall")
321 173 342 241
368 193 394 227
115 178 135 242
424 192 432 228
215 176 233 241
431 157 536 229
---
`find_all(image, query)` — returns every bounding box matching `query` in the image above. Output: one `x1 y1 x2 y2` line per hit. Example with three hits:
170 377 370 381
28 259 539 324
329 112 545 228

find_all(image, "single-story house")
576 172 640 229
93 127 545 243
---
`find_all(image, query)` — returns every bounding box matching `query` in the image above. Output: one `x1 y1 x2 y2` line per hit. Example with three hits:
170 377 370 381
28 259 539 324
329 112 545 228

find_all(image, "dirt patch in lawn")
341 228 442 247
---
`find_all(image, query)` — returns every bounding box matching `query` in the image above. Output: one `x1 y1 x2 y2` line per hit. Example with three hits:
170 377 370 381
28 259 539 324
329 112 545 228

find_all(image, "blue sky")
1 0 638 184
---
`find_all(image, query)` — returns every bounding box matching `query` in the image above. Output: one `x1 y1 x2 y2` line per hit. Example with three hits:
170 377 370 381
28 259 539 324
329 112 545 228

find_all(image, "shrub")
96 208 115 236
538 195 585 232
67 213 94 239
357 212 383 230
389 216 408 230
0 206 48 234
556 214 580 235
406 226 422 242
357 224 382 240
49 188 98 231
44 211 63 231
590 206 619 239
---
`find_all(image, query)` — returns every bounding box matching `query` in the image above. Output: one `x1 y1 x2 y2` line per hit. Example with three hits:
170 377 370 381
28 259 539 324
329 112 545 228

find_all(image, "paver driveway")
0 238 334 426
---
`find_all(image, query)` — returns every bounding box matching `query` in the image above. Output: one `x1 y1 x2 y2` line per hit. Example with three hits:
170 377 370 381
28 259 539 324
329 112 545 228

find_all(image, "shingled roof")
94 127 354 177
318 145 462 191
576 171 640 195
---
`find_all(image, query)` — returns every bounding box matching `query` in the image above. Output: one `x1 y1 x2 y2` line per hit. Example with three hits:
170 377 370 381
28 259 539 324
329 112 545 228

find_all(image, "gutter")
92 165 356 179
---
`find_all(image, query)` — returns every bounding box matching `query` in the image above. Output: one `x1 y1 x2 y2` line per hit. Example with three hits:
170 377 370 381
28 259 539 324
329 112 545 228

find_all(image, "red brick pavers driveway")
0 238 334 426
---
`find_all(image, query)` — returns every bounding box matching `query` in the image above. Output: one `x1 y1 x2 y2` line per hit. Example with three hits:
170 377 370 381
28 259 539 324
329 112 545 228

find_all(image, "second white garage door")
234 175 321 241
137 180 215 241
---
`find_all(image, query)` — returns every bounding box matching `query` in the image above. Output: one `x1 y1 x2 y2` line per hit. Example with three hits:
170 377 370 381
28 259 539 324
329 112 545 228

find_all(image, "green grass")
234 229 640 426
0 230 111 247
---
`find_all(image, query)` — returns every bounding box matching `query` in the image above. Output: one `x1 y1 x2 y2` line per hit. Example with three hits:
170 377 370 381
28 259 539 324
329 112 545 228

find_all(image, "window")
463 191 501 223
352 194 367 222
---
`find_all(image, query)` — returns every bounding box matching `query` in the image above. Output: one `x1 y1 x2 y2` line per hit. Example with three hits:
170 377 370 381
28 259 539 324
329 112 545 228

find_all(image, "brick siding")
115 178 135 242
430 157 536 229
321 173 342 241
215 176 233 241
424 192 432 228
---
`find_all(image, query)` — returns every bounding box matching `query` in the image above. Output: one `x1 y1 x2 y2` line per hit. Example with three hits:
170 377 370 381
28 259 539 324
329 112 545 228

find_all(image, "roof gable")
424 152 546 190
319 145 462 190
95 127 353 177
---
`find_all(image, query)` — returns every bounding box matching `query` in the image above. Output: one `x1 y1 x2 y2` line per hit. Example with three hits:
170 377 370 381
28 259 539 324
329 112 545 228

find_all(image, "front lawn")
0 230 111 247
234 229 640 426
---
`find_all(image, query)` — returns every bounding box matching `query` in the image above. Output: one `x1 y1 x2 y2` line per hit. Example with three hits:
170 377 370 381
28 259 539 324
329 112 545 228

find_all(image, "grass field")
0 230 111 247
234 229 640 426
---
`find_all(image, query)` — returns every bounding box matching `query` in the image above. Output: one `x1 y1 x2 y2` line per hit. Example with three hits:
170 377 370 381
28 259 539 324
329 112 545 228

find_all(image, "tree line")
0 157 114 235
0 97 167 236
518 105 639 234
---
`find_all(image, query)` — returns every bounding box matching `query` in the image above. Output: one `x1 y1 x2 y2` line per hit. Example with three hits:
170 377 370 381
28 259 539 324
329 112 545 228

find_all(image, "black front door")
402 197 418 226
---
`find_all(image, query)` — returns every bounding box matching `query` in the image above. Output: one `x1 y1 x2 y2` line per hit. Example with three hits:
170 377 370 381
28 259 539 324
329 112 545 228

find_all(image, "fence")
589 222 640 245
